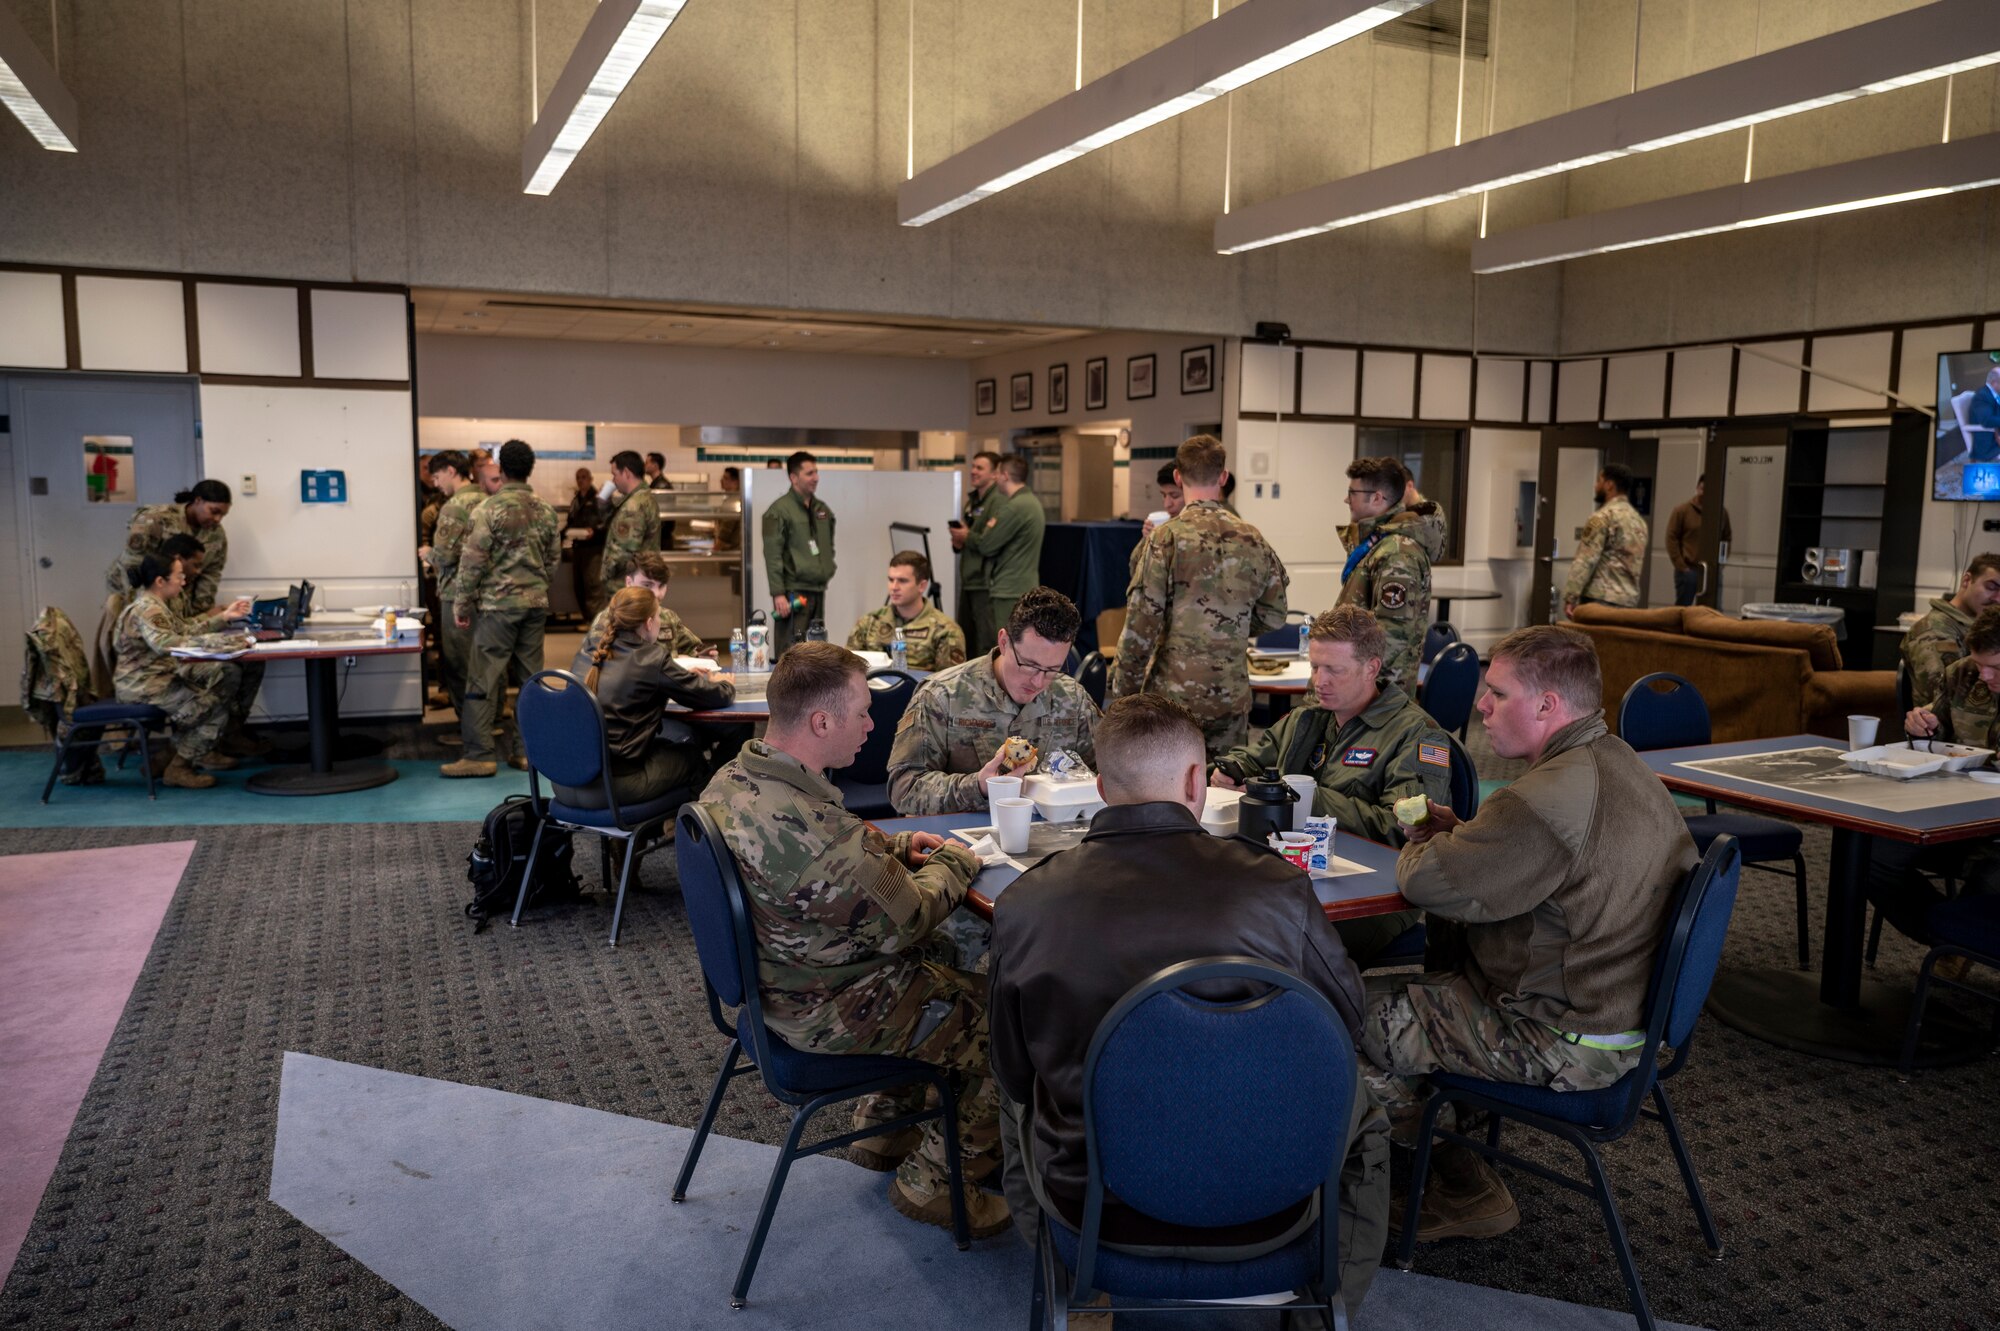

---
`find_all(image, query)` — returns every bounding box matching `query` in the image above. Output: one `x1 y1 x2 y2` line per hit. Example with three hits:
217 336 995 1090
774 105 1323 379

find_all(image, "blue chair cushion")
549 789 685 829
1927 895 2000 960
71 702 167 725
739 1018 938 1095
1684 812 1801 863
1432 1066 1651 1131
833 779 895 819
1047 1214 1322 1300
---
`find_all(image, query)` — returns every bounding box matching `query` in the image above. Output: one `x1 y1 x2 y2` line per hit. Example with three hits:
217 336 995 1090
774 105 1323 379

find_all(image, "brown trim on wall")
1798 336 1814 413
1410 354 1426 423
1661 352 1676 419
1725 348 1741 417
1466 356 1480 425
1975 322 1987 352
182 278 202 375
1561 309 2000 359
1887 329 1904 395
298 289 316 380
197 373 409 392
1521 363 1532 422
1596 358 1609 421
1243 334 1544 359
1293 346 1304 416
0 260 405 296
59 273 80 370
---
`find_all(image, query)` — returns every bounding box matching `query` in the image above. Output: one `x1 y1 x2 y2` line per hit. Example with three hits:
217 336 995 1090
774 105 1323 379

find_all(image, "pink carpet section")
0 840 193 1287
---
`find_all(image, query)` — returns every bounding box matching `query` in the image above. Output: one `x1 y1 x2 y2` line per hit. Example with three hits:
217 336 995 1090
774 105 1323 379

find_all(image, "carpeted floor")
0 805 1997 1330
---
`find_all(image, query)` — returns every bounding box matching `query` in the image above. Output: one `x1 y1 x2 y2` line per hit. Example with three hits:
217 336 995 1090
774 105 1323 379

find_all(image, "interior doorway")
1530 426 1656 623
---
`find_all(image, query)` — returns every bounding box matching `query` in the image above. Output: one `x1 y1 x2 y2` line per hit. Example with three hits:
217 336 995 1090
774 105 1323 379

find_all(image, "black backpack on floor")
465 795 580 932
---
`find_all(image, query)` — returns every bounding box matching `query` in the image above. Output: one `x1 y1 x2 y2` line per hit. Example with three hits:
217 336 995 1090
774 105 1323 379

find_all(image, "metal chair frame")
1897 929 2000 1078
671 805 970 1307
511 669 688 947
1395 837 1742 1331
41 703 169 803
1029 957 1355 1331
1418 643 1480 739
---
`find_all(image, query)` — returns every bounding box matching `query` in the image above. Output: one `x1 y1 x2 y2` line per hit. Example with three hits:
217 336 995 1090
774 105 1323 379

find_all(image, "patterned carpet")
2 725 1998 1329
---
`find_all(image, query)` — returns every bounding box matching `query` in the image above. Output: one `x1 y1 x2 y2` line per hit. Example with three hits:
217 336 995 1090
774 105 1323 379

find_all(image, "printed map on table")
1677 746 2000 814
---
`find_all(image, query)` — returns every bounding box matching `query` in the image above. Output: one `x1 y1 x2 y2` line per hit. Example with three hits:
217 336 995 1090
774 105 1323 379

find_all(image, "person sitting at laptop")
112 553 253 790
557 586 735 808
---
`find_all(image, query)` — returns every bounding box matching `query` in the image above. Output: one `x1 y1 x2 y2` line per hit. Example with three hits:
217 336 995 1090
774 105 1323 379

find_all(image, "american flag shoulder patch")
1418 742 1450 767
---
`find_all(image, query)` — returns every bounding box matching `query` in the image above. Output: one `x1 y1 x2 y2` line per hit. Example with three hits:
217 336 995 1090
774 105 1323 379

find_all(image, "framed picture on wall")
975 378 997 415
1127 354 1157 401
1085 357 1108 411
1180 344 1215 394
1049 363 1069 414
1011 372 1033 412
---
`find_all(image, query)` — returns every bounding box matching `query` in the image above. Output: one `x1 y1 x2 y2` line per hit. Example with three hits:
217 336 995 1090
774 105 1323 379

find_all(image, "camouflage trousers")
127 660 234 765
437 611 473 714
772 591 825 660
1357 971 1640 1144
462 609 546 763
222 659 265 732
1198 708 1248 760
841 957 1001 1201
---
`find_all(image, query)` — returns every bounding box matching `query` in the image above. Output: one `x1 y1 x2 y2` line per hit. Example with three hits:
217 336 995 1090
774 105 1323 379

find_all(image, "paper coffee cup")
1282 775 1316 830
988 775 1023 804
1848 715 1880 751
1147 510 1172 527
994 797 1034 855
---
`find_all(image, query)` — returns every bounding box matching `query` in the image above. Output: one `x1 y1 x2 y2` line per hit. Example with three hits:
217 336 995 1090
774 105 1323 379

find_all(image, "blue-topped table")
1038 521 1144 655
1644 734 2000 1065
875 811 1409 922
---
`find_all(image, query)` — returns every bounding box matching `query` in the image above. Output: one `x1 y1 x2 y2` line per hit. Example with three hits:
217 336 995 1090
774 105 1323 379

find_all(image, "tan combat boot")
888 1176 1012 1239
200 750 239 771
441 759 498 778
1395 1142 1520 1241
848 1126 923 1172
163 757 216 789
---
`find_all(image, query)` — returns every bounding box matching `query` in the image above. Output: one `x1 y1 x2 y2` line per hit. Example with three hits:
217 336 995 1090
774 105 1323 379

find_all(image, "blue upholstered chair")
1027 958 1359 1331
1395 835 1742 1331
1074 651 1110 707
1619 672 1812 969
40 701 170 802
1897 895 2000 1077
1370 733 1481 970
510 669 696 947
1418 643 1479 739
833 668 918 819
1419 620 1459 670
671 804 971 1308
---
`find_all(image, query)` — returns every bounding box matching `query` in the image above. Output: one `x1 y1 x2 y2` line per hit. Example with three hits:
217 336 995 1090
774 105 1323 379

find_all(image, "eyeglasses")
1007 640 1068 680
1345 488 1378 500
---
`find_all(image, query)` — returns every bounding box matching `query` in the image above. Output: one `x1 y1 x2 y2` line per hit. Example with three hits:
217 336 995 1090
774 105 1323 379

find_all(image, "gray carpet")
2 742 1999 1328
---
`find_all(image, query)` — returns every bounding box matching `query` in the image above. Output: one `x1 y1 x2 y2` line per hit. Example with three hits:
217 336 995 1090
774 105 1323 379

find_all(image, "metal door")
10 375 202 631
1530 426 1650 622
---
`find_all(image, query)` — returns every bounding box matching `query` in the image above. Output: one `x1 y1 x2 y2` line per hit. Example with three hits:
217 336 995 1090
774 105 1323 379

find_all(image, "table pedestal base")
1706 966 1993 1067
244 762 399 796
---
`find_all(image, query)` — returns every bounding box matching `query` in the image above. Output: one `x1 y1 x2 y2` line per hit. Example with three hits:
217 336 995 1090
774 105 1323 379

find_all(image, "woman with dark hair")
553 586 735 809
104 478 235 615
112 553 252 790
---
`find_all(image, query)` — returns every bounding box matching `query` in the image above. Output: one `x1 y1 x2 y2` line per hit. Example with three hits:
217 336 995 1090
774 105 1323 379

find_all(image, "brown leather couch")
1569 604 1896 743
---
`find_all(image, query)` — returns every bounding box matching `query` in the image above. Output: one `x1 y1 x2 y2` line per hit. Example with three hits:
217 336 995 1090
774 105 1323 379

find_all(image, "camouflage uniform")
1110 500 1289 756
701 740 997 1200
1872 654 2000 922
23 607 104 784
454 481 560 764
847 602 968 671
1213 684 1452 963
105 504 228 614
426 485 486 714
1902 597 1975 709
762 487 838 658
959 482 998 656
599 485 661 596
1926 654 2000 750
887 653 1100 815
111 591 243 766
1337 505 1432 696
965 488 1045 650
1563 495 1648 609
169 588 264 733
583 603 707 660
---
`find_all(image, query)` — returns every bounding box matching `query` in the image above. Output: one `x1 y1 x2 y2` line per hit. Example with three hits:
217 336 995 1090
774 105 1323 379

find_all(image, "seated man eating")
988 693 1389 1318
1363 625 1695 1241
887 586 1100 815
701 642 1007 1236
1210 604 1453 964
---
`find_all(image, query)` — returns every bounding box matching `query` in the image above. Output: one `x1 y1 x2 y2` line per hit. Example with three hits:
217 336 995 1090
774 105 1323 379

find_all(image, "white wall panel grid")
1419 355 1471 422
1240 342 1298 414
1359 351 1416 420
312 289 410 381
0 272 66 368
1473 358 1526 423
1298 346 1357 416
1527 361 1554 423
1733 341 1806 415
196 283 303 378
1603 353 1667 421
1555 359 1604 423
1898 325 1975 409
1806 331 1895 412
76 277 187 373
1670 346 1733 418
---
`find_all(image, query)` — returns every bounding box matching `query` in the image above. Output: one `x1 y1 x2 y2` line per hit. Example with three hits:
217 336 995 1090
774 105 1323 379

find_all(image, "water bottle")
806 619 828 644
729 627 746 672
1297 622 1309 656
891 625 908 673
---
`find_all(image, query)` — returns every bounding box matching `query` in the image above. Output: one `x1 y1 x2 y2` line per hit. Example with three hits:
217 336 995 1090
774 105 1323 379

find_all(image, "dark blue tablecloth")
1039 521 1144 655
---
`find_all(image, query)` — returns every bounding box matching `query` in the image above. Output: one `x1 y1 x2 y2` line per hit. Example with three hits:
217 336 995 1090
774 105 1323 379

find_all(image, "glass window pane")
83 435 136 503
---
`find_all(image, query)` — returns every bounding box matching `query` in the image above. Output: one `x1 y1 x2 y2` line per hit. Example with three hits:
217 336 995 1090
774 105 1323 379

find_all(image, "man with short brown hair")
1338 456 1432 694
847 551 968 670
1362 624 1695 1241
700 642 1007 1236
1903 553 2000 707
965 455 1045 651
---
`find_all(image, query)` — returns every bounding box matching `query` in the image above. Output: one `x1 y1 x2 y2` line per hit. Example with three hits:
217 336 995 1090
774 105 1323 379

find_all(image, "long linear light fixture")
522 0 689 195
898 0 1425 227
0 2 78 151
1469 133 2000 273
1215 0 2000 254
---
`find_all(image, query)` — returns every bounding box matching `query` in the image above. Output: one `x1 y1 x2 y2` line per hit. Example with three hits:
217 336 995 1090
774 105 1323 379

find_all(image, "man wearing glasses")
1337 456 1432 695
888 587 1101 815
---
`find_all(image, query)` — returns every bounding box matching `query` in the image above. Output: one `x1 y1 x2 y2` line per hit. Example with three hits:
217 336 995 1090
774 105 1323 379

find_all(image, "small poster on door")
82 436 136 503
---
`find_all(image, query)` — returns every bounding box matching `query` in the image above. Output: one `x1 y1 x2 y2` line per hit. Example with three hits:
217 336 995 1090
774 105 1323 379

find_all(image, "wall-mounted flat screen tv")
1937 350 2000 500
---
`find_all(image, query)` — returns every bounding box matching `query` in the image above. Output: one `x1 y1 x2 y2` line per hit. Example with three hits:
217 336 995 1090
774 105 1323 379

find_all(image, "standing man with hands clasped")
964 455 1046 653
952 450 1003 655
762 450 836 658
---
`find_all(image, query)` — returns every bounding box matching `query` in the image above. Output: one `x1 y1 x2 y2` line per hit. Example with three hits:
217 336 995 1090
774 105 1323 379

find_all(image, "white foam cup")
1282 775 1316 829
993 797 1034 855
988 775 1023 803
1848 715 1880 751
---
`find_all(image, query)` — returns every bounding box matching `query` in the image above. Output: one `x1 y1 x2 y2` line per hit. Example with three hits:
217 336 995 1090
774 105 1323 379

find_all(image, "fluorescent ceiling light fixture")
1216 0 2000 254
898 0 1425 227
0 2 78 151
522 0 689 195
1469 133 2000 273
